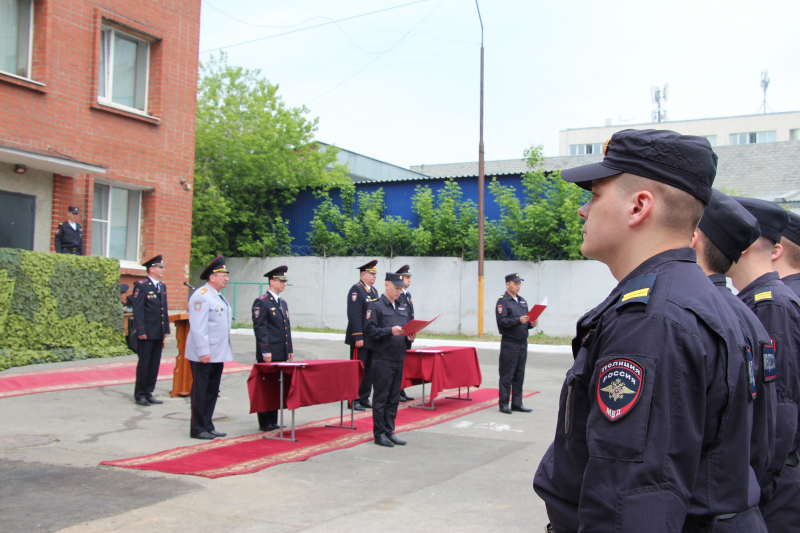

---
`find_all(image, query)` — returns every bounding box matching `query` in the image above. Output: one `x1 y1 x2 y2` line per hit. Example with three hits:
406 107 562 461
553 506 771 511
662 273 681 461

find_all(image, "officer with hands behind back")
496 273 536 414
54 206 84 255
345 260 380 411
252 266 294 432
131 255 170 406
366 272 416 448
395 264 415 402
185 256 234 440
533 130 762 533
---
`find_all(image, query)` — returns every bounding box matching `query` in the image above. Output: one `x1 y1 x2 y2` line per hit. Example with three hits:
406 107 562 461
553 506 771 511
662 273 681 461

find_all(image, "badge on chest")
596 359 644 421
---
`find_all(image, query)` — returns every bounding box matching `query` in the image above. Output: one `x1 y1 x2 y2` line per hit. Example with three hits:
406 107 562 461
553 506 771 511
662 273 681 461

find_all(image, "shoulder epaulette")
753 286 773 303
617 273 657 309
58 222 62 226
199 288 208 294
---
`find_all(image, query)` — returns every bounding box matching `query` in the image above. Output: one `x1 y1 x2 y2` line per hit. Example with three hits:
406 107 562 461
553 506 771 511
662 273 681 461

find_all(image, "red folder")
401 314 442 336
526 296 548 322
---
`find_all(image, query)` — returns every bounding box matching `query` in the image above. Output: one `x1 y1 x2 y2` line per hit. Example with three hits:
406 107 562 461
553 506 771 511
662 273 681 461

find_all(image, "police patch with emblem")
497 304 503 314
762 338 777 382
133 287 139 298
366 310 372 320
253 307 261 318
596 359 644 421
193 300 202 312
745 346 757 400
351 292 358 302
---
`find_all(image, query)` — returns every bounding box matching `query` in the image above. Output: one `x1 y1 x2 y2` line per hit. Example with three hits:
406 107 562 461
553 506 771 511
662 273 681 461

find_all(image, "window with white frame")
0 0 33 78
791 129 799 141
98 25 150 113
570 143 604 156
703 135 717 147
92 184 142 261
729 130 776 145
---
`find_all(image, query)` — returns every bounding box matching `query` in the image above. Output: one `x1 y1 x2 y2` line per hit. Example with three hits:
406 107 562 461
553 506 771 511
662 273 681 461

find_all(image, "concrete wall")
0 162 53 252
224 256 619 337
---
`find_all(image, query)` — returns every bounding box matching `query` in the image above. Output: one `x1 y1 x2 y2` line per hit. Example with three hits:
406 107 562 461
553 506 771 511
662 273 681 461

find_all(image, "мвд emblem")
253 307 261 319
366 310 372 320
497 304 503 314
351 292 358 302
193 300 202 312
596 359 644 421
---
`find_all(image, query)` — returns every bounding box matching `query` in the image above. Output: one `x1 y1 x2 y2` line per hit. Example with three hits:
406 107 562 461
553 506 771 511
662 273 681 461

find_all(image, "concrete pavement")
0 335 573 532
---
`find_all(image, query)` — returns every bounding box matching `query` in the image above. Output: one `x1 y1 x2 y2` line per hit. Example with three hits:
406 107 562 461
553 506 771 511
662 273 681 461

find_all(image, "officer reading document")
533 130 762 533
495 273 536 414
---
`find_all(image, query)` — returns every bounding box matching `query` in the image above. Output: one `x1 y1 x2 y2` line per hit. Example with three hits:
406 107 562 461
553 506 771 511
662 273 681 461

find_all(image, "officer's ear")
628 190 655 229
772 242 784 262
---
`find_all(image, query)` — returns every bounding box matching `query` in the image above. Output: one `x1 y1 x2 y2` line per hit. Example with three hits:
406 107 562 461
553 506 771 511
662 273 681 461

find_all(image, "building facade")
0 0 200 305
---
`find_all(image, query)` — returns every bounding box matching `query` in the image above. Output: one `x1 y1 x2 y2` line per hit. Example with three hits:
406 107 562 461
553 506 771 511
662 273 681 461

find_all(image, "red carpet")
100 388 538 478
0 358 252 399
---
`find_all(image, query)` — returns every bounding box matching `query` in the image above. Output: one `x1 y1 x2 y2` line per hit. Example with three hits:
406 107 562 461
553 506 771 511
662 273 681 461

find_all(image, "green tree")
488 145 589 261
192 53 348 267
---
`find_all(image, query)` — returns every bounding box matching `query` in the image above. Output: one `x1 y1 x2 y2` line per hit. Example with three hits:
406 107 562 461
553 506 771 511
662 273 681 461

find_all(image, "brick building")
0 0 200 308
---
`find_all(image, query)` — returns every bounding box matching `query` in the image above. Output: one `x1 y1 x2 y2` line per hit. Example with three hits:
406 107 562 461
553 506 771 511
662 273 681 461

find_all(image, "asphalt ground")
0 335 573 533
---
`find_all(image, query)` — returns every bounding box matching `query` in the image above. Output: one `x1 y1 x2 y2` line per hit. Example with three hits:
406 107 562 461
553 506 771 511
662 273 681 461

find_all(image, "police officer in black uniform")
252 265 294 431
691 189 777 527
54 206 84 255
365 272 416 447
774 212 800 296
533 130 762 533
346 259 380 411
727 197 800 531
131 255 170 406
395 264 415 402
495 273 536 414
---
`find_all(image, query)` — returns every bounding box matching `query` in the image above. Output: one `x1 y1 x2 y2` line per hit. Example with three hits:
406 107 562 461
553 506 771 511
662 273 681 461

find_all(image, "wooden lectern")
169 313 192 397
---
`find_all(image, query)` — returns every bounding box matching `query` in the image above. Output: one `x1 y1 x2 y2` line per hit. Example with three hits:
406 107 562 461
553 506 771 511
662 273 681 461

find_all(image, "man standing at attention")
131 255 170 406
185 256 233 440
533 130 760 532
252 265 293 432
366 272 416 447
495 273 536 414
54 206 84 255
346 260 379 411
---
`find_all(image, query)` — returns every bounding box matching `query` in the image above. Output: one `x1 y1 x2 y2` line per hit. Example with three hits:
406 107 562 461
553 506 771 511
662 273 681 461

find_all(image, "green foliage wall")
0 249 130 370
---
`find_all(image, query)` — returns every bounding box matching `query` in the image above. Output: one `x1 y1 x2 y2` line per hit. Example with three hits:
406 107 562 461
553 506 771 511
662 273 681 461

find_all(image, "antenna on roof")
651 84 668 123
756 71 773 114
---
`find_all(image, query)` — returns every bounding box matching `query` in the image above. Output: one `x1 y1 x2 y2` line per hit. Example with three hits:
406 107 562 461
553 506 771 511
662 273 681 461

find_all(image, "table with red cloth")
401 346 482 407
247 360 363 413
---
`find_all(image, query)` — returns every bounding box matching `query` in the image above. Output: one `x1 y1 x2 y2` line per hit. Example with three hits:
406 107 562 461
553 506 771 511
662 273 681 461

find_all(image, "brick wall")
0 0 201 308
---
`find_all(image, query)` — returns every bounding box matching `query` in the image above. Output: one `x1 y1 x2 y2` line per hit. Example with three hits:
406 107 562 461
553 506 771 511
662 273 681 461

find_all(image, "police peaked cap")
142 255 165 269
561 129 718 204
395 264 411 276
505 273 524 282
698 189 760 262
264 265 288 280
385 272 405 287
733 197 789 243
200 255 229 280
782 212 800 247
358 260 378 273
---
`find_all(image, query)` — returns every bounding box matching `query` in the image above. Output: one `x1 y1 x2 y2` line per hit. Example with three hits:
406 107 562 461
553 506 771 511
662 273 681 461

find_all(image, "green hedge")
0 248 131 370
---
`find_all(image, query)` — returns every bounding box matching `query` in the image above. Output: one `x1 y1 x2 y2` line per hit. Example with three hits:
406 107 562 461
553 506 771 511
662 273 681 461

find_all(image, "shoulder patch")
351 292 358 301
617 273 657 310
199 288 208 294
597 359 644 421
762 338 777 382
754 286 773 303
366 309 372 320
497 304 503 314
133 287 139 298
193 300 202 311
253 306 261 318
744 346 757 401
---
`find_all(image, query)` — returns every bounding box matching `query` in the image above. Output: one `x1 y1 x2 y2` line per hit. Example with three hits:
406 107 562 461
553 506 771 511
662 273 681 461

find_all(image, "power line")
203 0 322 29
200 0 432 55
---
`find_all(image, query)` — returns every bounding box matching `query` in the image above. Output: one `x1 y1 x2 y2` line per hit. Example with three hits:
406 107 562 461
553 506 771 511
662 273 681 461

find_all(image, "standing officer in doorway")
395 264 415 402
773 212 800 296
345 259 379 411
54 206 84 255
185 256 234 440
131 255 170 406
252 265 294 432
533 130 760 532
495 273 535 414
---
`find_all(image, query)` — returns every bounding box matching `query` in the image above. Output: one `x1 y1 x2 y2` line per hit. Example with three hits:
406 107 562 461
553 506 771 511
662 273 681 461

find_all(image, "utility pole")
475 0 485 336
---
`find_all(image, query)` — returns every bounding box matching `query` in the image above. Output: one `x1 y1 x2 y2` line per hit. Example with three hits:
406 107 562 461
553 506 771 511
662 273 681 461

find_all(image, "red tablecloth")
402 346 482 403
247 360 363 413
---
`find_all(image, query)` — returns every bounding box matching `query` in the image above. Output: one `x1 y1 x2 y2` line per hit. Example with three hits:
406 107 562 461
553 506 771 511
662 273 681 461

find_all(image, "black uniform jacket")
496 291 533 342
398 290 414 348
54 221 84 254
365 295 410 362
737 271 800 470
132 278 170 339
252 292 293 362
710 273 777 500
345 281 379 348
783 272 800 297
534 249 756 533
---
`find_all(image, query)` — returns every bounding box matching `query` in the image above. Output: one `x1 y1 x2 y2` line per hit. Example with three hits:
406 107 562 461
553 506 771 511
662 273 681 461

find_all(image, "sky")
198 0 800 169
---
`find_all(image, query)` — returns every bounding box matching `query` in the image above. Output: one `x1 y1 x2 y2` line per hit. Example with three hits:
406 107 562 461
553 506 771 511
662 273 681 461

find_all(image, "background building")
0 0 201 305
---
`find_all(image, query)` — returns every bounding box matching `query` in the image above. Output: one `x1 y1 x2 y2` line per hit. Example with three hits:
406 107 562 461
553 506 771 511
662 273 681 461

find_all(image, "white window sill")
119 260 146 271
0 70 45 87
96 99 159 122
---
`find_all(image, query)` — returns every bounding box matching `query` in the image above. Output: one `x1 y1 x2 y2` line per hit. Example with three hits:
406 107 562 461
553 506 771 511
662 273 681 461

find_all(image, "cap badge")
603 138 611 156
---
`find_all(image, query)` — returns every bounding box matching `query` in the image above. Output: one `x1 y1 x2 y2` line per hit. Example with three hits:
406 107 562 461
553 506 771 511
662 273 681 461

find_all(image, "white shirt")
268 289 281 303
68 222 77 230
148 276 160 291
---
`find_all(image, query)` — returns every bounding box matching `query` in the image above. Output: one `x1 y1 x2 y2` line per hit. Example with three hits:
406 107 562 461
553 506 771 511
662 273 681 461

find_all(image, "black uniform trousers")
372 358 404 437
762 456 800 533
189 361 223 437
498 338 527 407
134 339 163 400
350 345 373 403
255 352 284 428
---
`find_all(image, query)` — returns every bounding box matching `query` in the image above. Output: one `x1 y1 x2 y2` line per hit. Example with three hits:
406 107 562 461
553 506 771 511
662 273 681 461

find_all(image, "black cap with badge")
782 212 800 247
505 273 524 282
264 265 288 280
68 206 79 214
733 197 789 243
395 264 411 276
358 259 378 273
200 255 229 280
560 129 718 204
385 272 405 287
698 189 761 262
142 255 165 270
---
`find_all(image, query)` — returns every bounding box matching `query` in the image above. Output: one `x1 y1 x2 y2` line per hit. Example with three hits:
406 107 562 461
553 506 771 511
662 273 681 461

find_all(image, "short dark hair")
616 174 705 236
699 230 733 274
781 237 800 270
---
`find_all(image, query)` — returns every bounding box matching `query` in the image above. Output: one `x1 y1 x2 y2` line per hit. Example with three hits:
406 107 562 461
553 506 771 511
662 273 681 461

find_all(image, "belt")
787 450 800 467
